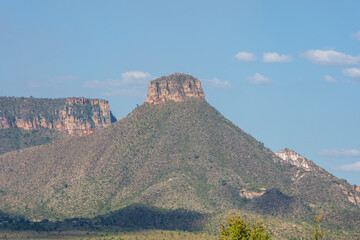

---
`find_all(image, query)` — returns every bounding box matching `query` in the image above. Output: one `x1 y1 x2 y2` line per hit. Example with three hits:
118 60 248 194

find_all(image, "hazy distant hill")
0 74 359 237
0 96 117 154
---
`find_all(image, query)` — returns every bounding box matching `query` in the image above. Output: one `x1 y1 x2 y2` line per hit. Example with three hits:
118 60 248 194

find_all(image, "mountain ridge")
0 73 359 237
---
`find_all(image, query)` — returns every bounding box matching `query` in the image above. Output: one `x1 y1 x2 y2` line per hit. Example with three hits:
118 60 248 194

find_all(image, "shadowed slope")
0 204 208 232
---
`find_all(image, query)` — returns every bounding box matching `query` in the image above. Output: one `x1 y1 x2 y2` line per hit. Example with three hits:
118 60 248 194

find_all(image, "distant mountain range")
0 73 359 238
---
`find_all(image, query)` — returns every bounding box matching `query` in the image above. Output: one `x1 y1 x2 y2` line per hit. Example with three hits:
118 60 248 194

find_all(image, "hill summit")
0 73 359 238
146 73 205 104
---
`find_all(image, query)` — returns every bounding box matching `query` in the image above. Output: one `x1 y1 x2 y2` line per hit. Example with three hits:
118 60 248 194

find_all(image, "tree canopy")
219 215 271 240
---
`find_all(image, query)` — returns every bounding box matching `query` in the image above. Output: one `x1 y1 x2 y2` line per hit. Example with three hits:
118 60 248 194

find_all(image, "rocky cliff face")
239 188 266 199
58 97 115 136
339 184 360 206
0 97 116 136
276 148 360 207
275 148 317 172
146 73 205 104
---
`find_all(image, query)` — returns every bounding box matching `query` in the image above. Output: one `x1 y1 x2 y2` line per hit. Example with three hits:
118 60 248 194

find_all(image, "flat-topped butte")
146 73 205 104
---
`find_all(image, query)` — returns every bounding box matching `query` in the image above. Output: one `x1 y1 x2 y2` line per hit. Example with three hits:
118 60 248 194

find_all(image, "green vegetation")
0 96 116 154
219 215 271 240
313 213 326 240
70 103 97 128
0 128 69 154
0 96 65 123
0 96 359 238
0 229 218 240
0 99 294 220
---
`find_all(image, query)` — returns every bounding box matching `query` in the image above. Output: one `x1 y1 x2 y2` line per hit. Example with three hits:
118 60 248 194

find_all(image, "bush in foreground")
219 215 271 240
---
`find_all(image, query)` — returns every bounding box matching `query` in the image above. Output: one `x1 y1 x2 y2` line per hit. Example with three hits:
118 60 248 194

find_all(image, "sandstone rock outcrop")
239 188 266 199
275 148 316 172
339 184 360 206
146 73 205 104
0 97 116 136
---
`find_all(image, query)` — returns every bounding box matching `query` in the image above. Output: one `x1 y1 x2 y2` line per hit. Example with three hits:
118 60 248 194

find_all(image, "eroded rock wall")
146 73 205 104
0 97 116 136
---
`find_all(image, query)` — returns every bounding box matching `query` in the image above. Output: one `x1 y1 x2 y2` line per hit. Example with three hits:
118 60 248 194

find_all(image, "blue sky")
1 0 360 185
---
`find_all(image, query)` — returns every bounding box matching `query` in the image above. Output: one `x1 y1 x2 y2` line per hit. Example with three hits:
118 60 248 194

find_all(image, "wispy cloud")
104 89 145 98
121 71 154 85
234 51 257 62
203 78 232 89
83 80 108 89
319 149 360 158
27 76 80 89
302 49 359 66
83 71 153 98
335 162 360 172
51 76 80 84
27 81 41 89
248 73 270 84
343 68 360 78
263 52 292 63
83 71 154 90
352 31 360 40
324 75 337 83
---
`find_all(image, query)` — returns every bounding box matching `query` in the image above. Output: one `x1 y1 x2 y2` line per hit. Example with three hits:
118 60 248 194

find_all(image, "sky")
1 0 359 185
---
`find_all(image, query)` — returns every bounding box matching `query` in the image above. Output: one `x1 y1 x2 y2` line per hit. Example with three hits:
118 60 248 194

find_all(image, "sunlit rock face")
146 73 205 104
275 148 314 171
58 97 114 136
0 97 116 136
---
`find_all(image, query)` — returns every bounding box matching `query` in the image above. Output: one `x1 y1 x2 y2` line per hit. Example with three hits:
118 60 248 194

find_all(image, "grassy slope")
0 99 359 236
0 97 66 123
0 128 70 155
0 97 69 154
0 100 289 217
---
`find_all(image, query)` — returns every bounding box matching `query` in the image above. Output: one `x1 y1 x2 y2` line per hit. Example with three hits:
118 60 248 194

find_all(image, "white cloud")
324 75 337 83
263 52 292 63
121 71 153 85
302 49 359 66
234 51 257 62
319 149 360 158
83 71 153 98
343 68 360 78
83 71 153 89
352 31 360 40
203 78 232 89
336 161 360 172
248 73 271 84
